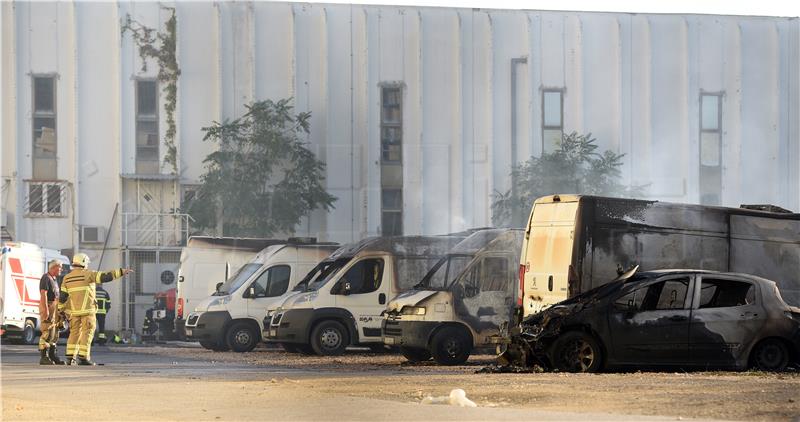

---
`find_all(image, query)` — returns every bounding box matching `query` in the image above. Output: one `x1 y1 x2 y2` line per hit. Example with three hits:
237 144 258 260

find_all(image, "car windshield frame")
415 253 475 291
213 263 262 296
305 258 350 292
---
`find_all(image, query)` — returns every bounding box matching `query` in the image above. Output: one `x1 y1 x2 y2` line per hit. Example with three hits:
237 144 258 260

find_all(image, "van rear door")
521 198 579 315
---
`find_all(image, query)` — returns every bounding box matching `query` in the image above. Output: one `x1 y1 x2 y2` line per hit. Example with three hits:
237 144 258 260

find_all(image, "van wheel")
22 320 36 345
751 339 790 371
430 326 472 365
549 331 603 373
400 347 432 363
226 322 259 353
310 320 349 356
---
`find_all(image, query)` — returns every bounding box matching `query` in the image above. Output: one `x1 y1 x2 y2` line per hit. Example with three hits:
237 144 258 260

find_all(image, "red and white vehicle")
0 242 70 344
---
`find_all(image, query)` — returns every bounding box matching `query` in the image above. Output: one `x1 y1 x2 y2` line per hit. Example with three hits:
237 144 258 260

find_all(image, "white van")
184 242 338 352
175 237 283 338
0 242 70 344
382 229 524 365
266 236 465 356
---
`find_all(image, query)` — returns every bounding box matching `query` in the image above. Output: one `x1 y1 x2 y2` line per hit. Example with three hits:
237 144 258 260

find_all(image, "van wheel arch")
427 323 474 348
308 309 359 346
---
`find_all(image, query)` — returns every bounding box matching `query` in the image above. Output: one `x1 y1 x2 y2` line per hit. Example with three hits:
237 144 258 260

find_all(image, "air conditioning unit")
141 263 180 294
80 226 105 243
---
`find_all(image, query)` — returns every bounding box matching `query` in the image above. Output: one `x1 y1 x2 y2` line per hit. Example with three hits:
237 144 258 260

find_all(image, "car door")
689 276 761 367
455 255 514 341
606 275 693 365
331 256 387 341
245 265 292 322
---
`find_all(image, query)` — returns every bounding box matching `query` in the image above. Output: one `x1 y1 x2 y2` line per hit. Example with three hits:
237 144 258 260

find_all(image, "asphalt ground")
0 344 728 421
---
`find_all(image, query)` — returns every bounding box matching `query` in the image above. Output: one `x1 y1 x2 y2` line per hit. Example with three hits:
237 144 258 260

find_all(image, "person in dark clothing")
38 260 66 365
93 286 111 345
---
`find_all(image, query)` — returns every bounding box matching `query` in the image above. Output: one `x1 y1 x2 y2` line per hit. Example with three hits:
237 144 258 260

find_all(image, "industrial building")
2 1 798 332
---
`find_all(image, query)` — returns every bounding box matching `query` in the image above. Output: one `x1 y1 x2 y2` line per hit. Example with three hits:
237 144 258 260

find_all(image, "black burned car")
499 269 800 372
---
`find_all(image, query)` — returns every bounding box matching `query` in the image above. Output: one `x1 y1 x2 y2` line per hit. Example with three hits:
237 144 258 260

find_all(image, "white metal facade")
2 2 799 330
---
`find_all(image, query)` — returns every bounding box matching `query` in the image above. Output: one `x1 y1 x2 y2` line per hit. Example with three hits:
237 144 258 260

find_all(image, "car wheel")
226 322 259 353
22 320 36 345
549 331 603 373
400 346 432 363
751 339 790 371
310 320 349 356
430 326 472 366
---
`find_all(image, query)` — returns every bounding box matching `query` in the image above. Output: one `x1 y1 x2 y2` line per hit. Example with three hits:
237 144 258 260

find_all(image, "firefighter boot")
48 345 67 365
39 349 54 365
77 357 97 366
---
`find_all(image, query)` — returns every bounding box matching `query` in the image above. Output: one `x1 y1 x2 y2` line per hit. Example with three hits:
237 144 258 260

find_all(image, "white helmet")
72 253 90 268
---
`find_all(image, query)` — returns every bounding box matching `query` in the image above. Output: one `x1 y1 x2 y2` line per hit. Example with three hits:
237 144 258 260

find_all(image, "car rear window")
698 279 755 308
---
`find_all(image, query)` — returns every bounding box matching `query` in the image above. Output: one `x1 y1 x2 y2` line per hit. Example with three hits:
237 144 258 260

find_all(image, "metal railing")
121 212 192 247
24 180 70 217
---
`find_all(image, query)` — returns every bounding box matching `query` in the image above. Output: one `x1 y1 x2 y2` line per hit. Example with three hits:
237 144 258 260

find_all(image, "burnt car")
499 269 800 372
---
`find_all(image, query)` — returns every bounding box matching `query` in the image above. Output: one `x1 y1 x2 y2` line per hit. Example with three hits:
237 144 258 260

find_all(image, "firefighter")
38 259 66 365
93 285 110 345
62 253 132 365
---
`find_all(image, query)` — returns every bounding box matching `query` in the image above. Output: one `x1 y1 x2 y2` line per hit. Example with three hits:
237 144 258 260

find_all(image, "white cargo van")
184 242 338 352
266 236 465 356
175 237 282 337
0 242 70 344
382 229 523 365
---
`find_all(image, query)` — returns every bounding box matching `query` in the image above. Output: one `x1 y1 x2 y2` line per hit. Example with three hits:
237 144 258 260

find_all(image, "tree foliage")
187 99 337 237
492 131 644 227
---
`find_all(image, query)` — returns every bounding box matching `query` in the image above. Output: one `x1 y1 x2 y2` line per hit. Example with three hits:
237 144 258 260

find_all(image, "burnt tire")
400 346 432 363
226 322 260 353
22 320 36 345
549 331 603 373
430 326 472 366
310 320 349 356
751 339 790 372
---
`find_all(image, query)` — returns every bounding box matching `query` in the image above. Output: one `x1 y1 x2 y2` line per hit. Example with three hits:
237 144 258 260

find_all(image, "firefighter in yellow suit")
62 253 132 365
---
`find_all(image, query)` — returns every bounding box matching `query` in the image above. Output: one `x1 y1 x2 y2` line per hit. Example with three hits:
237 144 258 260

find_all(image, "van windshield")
415 254 473 290
305 258 349 291
214 263 261 295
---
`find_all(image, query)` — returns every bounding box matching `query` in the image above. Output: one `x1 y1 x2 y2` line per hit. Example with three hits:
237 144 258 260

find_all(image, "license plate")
184 329 192 337
384 337 395 345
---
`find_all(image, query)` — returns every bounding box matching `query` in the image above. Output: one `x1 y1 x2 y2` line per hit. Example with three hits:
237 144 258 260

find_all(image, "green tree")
492 131 644 227
187 99 337 237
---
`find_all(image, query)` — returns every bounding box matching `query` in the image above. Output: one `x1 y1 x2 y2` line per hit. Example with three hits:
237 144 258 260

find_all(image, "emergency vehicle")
0 242 70 344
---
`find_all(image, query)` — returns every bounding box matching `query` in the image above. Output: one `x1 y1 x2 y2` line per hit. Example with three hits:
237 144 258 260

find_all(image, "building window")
381 87 402 163
25 181 66 217
136 80 159 174
542 89 564 154
32 76 57 180
700 93 722 205
381 188 403 236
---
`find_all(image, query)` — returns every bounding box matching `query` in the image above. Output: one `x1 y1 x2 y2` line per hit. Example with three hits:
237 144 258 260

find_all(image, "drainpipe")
510 57 527 224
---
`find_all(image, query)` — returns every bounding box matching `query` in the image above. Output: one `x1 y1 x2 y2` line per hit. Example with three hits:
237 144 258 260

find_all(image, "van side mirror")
215 282 223 292
248 286 256 298
179 275 184 283
343 282 351 295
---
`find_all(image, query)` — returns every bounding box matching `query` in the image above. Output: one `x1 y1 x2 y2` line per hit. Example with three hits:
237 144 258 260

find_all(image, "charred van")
383 229 523 365
518 194 800 318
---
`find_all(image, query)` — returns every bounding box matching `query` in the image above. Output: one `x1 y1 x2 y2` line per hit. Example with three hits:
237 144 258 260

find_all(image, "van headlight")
401 306 426 315
209 296 231 308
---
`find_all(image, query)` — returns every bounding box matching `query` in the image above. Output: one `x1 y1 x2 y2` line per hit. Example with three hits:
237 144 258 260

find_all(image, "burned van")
383 229 524 365
518 195 800 318
265 235 465 356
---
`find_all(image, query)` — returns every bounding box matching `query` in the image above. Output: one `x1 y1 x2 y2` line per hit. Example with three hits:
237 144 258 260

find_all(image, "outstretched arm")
93 268 134 284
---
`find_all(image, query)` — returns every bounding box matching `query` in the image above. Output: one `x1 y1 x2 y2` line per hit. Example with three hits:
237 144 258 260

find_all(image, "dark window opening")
338 258 384 295
699 279 754 308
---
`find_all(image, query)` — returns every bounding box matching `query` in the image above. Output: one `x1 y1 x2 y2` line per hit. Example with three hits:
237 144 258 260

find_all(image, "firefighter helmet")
72 253 90 268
